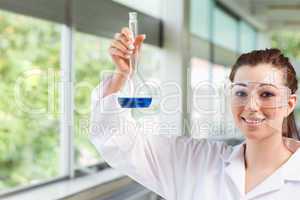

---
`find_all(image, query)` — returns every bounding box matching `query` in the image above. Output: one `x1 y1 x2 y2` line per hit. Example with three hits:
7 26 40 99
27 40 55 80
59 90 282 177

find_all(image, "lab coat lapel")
246 140 300 199
283 148 300 181
224 142 246 196
246 169 284 199
223 138 300 198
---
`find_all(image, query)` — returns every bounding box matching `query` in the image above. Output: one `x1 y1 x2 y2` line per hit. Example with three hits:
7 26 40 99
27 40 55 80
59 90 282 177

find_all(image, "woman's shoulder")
146 134 243 159
166 135 240 157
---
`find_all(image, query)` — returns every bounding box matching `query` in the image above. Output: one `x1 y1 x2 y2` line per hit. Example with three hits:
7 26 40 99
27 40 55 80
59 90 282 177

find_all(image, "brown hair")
229 48 299 140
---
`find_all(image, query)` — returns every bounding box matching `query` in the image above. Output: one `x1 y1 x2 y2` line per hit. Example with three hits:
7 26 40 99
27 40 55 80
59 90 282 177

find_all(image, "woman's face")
231 64 297 140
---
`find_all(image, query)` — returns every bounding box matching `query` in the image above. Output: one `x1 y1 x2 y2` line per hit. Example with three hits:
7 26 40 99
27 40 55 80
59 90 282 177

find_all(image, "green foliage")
271 31 300 122
0 9 114 190
271 31 300 59
0 10 61 190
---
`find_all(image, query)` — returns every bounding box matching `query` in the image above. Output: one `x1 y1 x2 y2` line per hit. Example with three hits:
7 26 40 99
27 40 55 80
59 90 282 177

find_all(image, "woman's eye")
261 92 275 98
235 91 247 97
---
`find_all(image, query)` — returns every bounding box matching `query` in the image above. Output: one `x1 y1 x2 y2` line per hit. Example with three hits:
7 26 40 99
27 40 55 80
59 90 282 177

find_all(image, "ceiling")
231 0 300 30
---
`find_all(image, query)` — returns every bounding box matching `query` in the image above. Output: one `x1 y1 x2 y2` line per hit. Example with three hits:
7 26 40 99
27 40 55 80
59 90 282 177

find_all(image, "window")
190 57 212 139
190 0 212 40
0 0 163 197
211 64 238 139
213 7 238 52
0 10 61 190
240 21 256 53
74 33 113 168
190 57 241 139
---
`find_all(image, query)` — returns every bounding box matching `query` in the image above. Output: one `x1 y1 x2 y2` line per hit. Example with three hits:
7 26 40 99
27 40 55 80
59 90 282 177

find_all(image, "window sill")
4 168 133 200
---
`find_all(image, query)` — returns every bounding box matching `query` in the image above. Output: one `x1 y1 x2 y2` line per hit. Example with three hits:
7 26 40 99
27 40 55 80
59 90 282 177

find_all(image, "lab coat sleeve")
89 76 229 199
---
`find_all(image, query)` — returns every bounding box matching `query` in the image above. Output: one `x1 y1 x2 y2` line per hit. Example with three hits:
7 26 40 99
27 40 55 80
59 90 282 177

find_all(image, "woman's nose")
244 95 260 111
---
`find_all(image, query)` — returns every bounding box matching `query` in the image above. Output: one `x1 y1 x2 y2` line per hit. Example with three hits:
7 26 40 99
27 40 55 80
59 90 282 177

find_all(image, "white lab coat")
89 77 300 200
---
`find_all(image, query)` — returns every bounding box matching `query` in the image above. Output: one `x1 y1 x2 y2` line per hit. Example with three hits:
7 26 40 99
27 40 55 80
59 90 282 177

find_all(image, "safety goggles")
226 81 292 108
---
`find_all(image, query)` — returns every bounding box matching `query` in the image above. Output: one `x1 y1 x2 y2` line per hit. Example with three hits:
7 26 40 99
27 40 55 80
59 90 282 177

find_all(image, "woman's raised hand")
109 27 146 76
103 27 145 97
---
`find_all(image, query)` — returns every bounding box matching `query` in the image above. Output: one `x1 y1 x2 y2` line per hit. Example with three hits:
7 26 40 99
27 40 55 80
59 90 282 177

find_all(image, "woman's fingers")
134 34 146 53
118 28 146 51
114 33 133 49
109 47 130 59
111 35 134 57
108 28 146 75
111 39 130 53
121 27 135 49
110 31 145 56
121 27 133 40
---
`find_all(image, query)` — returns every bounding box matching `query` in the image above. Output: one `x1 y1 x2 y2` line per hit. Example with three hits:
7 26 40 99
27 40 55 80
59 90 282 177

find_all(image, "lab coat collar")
222 137 300 198
281 138 300 181
222 141 246 196
222 140 246 165
222 137 300 178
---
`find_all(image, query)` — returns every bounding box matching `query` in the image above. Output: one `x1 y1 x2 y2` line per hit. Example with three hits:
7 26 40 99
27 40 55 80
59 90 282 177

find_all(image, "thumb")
134 34 146 50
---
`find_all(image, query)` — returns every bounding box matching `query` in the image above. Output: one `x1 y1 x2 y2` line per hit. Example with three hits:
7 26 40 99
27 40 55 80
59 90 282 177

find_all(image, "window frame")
188 0 262 140
0 0 163 197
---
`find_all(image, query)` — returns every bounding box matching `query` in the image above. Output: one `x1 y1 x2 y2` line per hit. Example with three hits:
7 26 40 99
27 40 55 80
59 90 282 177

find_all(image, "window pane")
74 33 112 168
190 58 212 139
240 21 256 53
211 64 238 139
190 0 212 40
190 58 240 139
213 7 238 51
113 0 163 18
74 32 162 168
0 10 61 190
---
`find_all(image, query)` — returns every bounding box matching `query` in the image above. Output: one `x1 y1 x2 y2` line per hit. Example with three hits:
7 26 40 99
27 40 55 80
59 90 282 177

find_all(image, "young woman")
89 27 300 200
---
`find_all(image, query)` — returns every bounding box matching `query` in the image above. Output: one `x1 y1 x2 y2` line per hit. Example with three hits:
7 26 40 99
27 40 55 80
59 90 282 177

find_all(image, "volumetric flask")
118 12 152 108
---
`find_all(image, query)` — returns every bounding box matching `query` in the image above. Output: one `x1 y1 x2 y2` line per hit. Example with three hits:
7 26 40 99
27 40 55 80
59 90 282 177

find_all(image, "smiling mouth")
241 117 265 126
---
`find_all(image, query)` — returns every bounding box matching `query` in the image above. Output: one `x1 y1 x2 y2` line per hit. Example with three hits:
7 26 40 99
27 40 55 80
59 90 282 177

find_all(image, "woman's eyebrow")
233 82 247 87
233 82 280 88
258 83 279 89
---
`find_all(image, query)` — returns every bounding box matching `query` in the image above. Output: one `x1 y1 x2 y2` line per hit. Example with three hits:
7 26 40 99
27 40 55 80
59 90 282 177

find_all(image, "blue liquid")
118 97 152 108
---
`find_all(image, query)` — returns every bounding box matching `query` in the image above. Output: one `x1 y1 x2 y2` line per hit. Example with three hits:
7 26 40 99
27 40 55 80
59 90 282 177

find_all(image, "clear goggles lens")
226 82 291 108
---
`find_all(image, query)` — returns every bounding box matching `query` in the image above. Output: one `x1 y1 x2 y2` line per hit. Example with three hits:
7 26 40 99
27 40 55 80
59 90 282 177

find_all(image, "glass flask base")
118 97 152 108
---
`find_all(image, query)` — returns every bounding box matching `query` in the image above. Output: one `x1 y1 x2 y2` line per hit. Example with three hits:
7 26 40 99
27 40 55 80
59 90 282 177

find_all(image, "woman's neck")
244 134 293 172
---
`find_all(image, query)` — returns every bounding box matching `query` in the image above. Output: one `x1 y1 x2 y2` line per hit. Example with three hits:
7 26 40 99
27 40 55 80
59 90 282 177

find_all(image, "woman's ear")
286 94 297 117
